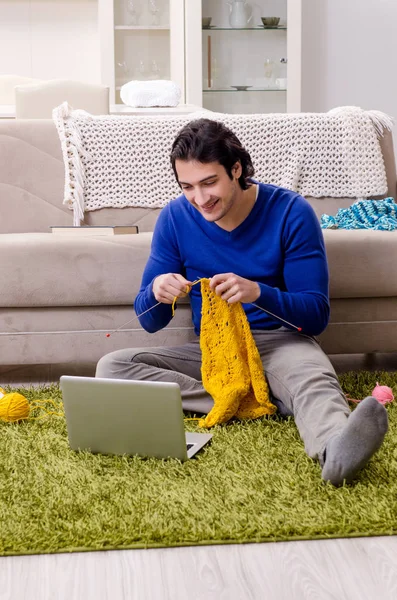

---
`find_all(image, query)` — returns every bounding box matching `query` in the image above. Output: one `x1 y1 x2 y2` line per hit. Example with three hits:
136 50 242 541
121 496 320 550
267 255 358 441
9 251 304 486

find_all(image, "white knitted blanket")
52 102 393 226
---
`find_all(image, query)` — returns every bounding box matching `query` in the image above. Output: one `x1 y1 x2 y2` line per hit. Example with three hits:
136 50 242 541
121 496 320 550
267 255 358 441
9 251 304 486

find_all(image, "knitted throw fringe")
320 197 397 230
52 103 392 226
198 279 277 428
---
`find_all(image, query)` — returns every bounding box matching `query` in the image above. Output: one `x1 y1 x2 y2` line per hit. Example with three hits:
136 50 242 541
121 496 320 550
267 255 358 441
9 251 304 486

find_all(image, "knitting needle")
105 302 161 337
106 300 301 336
251 303 302 331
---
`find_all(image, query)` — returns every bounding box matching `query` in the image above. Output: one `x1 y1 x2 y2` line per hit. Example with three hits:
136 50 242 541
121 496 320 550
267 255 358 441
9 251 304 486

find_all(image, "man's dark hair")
170 118 255 190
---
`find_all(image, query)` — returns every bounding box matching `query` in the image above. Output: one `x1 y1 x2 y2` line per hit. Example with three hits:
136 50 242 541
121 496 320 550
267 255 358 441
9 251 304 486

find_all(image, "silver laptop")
59 376 212 461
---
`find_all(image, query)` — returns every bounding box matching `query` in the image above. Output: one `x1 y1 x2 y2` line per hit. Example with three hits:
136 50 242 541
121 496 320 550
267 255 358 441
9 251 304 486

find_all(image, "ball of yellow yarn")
0 387 30 422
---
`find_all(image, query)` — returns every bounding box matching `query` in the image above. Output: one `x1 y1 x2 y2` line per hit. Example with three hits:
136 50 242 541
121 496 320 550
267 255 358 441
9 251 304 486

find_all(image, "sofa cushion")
1 230 397 307
0 232 153 307
323 229 397 297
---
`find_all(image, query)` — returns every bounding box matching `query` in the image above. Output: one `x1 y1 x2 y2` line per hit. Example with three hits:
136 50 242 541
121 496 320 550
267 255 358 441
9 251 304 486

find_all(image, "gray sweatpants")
95 328 351 463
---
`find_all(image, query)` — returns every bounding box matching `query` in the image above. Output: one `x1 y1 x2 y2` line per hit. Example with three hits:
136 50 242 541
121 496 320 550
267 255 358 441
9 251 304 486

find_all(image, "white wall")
301 0 397 156
0 0 100 84
2 0 397 137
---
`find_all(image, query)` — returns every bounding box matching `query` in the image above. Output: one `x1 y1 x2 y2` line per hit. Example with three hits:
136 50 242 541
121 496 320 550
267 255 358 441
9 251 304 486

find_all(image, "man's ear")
232 162 242 179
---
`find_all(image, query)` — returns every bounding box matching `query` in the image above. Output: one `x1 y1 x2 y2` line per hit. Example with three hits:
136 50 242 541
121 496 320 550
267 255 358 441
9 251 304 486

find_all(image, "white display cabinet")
98 0 185 106
185 0 302 113
99 0 302 113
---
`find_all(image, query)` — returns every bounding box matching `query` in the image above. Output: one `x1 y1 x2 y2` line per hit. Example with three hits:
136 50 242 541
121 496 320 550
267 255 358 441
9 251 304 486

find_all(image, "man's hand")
209 273 260 304
152 273 192 304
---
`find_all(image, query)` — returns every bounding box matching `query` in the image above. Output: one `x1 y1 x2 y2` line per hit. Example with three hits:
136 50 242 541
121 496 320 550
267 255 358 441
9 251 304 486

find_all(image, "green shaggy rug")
0 371 396 557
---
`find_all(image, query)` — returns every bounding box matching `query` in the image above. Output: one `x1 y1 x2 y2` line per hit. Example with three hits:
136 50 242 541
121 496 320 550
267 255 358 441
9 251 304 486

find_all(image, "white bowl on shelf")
230 85 253 91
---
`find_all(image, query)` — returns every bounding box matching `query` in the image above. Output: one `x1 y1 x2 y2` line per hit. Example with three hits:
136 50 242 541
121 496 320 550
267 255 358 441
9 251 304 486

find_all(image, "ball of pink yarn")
371 381 394 405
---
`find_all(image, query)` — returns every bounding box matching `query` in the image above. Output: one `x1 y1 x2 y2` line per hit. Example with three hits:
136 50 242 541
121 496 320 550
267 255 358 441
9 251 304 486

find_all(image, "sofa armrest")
0 119 71 233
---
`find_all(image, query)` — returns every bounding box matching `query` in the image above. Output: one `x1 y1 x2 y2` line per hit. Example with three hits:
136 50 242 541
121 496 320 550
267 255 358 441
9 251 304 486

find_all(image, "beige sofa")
1 118 397 369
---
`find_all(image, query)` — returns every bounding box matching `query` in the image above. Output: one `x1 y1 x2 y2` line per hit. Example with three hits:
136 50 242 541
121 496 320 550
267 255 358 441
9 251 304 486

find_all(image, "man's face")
175 159 242 223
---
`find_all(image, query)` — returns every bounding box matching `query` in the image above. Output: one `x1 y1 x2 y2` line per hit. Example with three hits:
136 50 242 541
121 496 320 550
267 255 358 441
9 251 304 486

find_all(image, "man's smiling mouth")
202 199 219 212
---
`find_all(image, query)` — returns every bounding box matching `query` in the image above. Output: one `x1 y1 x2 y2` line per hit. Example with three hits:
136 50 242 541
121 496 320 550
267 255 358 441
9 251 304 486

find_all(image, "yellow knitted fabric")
198 278 277 428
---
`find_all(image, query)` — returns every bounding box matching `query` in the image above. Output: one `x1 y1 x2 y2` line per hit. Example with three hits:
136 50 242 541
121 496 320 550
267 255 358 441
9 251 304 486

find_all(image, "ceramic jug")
227 0 253 28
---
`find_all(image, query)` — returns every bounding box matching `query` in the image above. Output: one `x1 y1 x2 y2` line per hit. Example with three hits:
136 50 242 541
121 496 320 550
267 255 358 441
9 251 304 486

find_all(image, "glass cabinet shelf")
116 85 239 91
115 26 170 30
202 27 287 31
203 88 286 93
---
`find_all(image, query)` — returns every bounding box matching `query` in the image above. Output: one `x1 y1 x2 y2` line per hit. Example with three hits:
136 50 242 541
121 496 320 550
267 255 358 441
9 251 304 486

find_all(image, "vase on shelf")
205 57 220 90
263 58 276 87
148 0 160 26
135 60 147 79
150 60 161 79
126 0 141 25
227 0 253 28
116 61 132 86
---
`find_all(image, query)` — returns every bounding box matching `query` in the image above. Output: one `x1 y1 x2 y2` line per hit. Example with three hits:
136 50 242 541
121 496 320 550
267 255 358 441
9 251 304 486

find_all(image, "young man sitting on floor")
96 118 388 486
